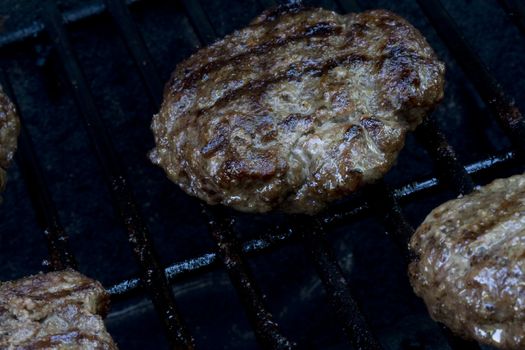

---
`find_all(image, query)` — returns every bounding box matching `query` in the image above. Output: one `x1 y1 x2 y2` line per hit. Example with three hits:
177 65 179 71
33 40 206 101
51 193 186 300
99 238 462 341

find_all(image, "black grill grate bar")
415 117 475 195
0 0 140 49
104 0 293 346
178 2 298 345
417 0 525 156
498 0 525 37
368 182 415 262
335 1 480 347
299 218 383 350
182 0 385 345
248 3 382 345
104 0 163 107
40 2 193 348
180 0 217 45
0 70 76 271
204 207 296 349
107 148 516 298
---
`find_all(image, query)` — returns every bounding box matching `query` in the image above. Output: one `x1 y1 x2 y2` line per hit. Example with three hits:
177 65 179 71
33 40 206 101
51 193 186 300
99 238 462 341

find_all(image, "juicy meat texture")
409 174 525 349
150 5 445 214
0 269 117 350
0 86 20 192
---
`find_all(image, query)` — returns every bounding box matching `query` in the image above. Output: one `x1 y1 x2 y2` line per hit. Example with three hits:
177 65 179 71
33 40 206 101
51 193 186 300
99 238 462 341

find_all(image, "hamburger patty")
0 269 117 349
0 86 20 192
409 174 525 349
150 5 445 214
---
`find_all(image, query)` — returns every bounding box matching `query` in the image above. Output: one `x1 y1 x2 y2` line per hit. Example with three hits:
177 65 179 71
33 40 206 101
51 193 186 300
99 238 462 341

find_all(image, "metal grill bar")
368 182 414 261
179 3 299 346
334 1 481 347
181 0 384 346
2 1 519 348
299 218 383 350
180 0 217 45
0 70 76 271
245 3 384 346
0 0 140 49
104 0 294 346
107 148 516 296
498 0 525 37
204 207 296 349
40 2 193 348
417 0 525 155
415 117 475 195
104 0 163 107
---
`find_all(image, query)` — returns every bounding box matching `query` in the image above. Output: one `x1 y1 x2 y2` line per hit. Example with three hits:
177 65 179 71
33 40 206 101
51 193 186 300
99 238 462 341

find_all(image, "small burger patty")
0 269 117 349
409 174 525 349
150 5 445 214
0 86 20 192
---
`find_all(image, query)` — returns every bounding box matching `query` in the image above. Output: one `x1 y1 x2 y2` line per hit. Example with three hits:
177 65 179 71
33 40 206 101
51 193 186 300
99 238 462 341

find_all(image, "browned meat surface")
409 174 525 349
0 269 117 349
150 5 444 214
0 86 20 192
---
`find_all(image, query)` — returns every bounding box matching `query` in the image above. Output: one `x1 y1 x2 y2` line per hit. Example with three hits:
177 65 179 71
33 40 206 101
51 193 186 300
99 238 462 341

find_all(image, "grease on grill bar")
40 1 193 348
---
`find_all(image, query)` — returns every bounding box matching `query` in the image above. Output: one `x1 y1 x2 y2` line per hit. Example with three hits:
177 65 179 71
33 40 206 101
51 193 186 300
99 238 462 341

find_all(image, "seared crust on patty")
150 6 445 214
409 174 525 349
0 269 117 349
0 86 20 192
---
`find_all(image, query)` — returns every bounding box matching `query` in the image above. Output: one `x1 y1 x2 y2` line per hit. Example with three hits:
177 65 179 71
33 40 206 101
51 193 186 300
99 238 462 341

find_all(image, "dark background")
0 0 524 349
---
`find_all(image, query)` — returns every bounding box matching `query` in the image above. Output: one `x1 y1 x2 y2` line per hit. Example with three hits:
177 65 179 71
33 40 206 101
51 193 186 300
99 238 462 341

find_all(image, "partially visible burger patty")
0 269 117 349
409 174 525 349
150 5 445 214
0 86 20 192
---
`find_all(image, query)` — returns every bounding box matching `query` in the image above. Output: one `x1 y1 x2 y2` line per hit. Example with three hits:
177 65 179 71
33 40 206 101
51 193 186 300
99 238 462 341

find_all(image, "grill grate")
0 0 523 349
40 1 193 347
0 70 76 271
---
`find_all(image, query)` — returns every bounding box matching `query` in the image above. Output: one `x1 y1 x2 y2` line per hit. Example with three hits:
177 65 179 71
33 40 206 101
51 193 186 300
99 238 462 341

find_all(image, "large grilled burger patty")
0 86 20 192
150 6 445 214
0 269 117 349
409 174 525 349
